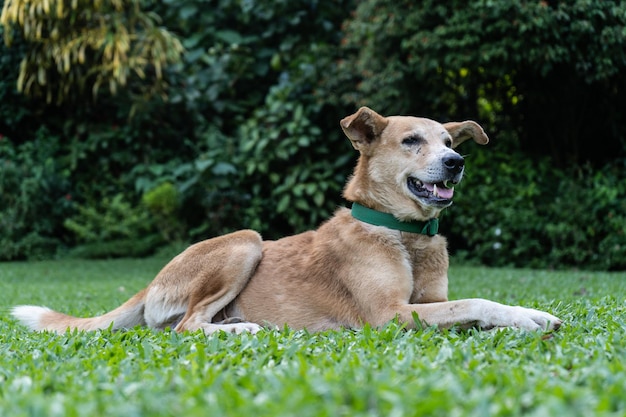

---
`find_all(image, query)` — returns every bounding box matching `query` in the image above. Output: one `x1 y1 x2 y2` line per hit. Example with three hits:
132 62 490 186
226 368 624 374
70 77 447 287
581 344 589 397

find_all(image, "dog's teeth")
410 178 423 188
433 184 439 197
442 180 455 190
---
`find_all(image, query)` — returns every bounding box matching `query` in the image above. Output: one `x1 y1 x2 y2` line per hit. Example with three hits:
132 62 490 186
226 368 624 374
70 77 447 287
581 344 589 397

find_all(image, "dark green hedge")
442 149 626 270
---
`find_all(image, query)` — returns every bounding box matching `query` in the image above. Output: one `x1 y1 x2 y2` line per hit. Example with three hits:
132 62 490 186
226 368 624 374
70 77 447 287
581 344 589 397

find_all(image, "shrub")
233 85 353 236
444 149 626 270
142 182 185 243
546 164 626 270
63 193 162 259
141 0 355 239
0 131 72 260
1 0 183 104
1 0 355 257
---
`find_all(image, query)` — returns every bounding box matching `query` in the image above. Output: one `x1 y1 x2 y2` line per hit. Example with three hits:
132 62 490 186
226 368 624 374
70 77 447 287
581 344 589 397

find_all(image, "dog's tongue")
424 182 454 199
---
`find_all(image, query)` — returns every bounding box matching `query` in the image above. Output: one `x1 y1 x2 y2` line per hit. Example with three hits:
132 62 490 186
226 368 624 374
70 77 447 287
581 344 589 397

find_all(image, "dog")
12 107 562 334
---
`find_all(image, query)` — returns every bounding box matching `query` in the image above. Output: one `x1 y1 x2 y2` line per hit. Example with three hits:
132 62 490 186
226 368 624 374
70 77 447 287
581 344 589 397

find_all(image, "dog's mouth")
407 177 456 206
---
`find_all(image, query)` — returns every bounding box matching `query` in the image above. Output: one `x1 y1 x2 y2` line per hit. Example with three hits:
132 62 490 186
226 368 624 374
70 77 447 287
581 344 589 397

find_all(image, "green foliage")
63 194 161 258
134 0 354 238
1 0 625 269
0 0 197 259
2 259 626 415
544 166 626 270
233 85 352 235
142 182 179 217
142 182 184 242
0 0 184 104
0 21 31 138
335 0 626 166
445 150 626 270
0 130 71 260
64 194 151 243
155 0 351 128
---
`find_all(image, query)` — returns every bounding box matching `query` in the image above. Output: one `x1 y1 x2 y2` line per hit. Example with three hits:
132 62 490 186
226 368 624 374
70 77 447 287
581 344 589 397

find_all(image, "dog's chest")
400 232 446 263
401 233 449 302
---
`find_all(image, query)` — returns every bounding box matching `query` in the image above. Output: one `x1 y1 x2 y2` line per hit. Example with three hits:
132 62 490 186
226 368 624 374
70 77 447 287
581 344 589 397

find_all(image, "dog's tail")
11 289 148 333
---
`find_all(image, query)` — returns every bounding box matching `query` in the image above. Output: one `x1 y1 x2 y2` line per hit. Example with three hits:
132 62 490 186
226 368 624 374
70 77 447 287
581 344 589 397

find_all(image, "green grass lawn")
1 257 625 417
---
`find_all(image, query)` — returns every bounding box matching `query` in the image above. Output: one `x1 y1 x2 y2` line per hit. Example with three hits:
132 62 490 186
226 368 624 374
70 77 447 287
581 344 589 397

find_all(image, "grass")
1 257 625 417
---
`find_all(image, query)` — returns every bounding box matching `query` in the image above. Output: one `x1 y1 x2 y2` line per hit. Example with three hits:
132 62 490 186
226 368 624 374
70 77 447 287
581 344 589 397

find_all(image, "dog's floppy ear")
443 121 490 148
340 107 389 154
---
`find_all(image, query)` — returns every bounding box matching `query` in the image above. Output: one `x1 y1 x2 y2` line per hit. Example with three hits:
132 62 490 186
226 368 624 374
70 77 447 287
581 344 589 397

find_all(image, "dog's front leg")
391 299 562 331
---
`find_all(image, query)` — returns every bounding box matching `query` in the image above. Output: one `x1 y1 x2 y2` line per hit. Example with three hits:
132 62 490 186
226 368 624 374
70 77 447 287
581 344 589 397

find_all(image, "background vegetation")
1 0 625 270
1 258 625 416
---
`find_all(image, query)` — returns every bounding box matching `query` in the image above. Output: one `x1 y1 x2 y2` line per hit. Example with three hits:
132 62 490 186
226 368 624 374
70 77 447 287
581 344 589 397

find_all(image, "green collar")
351 202 439 236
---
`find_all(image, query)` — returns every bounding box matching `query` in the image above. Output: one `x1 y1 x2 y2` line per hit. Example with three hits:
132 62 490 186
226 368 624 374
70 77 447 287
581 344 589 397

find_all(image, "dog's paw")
201 322 263 335
224 322 264 334
477 301 562 331
497 306 562 331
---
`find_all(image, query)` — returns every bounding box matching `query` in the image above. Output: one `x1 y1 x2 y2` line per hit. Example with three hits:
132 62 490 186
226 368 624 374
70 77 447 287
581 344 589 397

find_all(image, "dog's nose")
443 154 465 174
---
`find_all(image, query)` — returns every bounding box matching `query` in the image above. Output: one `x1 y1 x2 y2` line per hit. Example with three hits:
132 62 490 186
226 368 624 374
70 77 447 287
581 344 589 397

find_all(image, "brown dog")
12 107 562 334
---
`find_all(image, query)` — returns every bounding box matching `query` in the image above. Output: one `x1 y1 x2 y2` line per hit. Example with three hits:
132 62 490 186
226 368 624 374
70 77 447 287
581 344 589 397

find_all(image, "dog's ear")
443 121 490 148
340 107 389 154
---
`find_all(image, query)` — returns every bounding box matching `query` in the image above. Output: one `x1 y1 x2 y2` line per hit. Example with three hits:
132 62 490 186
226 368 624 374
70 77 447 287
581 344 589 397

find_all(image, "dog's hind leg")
142 230 264 334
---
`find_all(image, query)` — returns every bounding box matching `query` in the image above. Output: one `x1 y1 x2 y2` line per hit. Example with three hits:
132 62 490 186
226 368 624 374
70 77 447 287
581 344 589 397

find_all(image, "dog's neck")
350 203 439 236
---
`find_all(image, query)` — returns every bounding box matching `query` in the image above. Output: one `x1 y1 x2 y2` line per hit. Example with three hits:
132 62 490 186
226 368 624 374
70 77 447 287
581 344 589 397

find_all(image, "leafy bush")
1 0 183 104
64 194 152 243
546 164 626 270
0 25 31 142
138 0 355 238
334 0 626 167
445 149 626 270
142 182 185 243
232 85 353 236
154 0 352 130
0 130 72 260
63 194 162 259
443 146 554 268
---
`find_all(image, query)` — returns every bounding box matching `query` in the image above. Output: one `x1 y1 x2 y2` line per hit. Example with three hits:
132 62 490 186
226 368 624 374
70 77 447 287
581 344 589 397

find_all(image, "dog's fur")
12 107 561 334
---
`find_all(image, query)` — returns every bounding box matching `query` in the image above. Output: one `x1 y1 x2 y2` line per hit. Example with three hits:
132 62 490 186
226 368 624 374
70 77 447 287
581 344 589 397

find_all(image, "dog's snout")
443 154 465 174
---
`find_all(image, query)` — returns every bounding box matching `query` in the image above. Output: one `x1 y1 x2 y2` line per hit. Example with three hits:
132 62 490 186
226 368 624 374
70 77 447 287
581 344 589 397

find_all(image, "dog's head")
341 107 489 221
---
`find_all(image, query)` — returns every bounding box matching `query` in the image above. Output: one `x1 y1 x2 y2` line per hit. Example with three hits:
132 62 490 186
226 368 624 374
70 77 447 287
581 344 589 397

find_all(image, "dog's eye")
402 136 424 146
445 139 453 148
